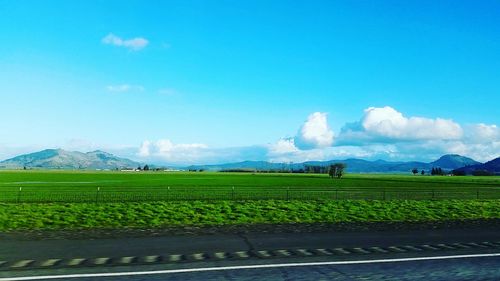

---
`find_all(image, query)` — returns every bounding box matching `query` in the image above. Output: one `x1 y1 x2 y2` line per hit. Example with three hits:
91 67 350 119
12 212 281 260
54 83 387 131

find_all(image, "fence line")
1 186 499 203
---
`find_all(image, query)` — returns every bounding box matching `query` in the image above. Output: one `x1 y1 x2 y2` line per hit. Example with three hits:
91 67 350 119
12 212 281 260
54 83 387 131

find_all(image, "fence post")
286 187 290 201
96 187 100 204
432 190 435 200
17 187 22 203
232 186 235 200
476 189 479 200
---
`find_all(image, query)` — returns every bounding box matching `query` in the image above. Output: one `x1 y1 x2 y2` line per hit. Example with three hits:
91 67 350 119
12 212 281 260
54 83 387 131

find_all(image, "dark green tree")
329 163 346 179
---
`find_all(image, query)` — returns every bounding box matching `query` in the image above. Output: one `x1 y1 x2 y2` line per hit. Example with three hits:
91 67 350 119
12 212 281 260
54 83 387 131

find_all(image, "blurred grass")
1 200 499 231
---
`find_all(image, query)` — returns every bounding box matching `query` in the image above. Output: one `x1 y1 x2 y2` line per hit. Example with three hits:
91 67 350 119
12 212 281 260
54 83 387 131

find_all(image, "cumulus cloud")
266 140 394 163
136 139 269 165
294 112 334 149
268 138 299 155
138 139 209 163
338 106 463 144
106 84 144 93
102 33 149 51
465 123 500 143
270 107 497 163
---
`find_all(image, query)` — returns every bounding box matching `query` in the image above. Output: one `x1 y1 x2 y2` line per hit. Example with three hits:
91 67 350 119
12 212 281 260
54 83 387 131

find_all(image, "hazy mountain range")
0 149 498 174
186 154 484 173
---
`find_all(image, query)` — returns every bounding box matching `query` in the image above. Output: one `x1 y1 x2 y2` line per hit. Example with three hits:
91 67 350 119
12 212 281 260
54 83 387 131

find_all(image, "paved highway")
2 254 500 280
1 223 499 280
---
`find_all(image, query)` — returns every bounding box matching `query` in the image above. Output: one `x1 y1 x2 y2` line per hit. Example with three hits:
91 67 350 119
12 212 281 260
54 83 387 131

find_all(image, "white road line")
2 253 499 281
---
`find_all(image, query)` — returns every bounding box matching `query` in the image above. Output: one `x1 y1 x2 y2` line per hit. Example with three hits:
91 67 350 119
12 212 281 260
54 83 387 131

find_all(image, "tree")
329 163 346 179
143 165 150 171
421 170 425 175
412 168 418 175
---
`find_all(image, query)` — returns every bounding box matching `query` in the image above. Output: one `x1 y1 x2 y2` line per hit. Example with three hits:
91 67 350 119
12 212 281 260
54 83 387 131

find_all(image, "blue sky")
0 0 499 164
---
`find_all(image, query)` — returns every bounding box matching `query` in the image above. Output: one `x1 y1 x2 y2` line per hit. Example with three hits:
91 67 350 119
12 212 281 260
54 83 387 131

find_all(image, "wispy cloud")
106 84 144 93
102 33 149 51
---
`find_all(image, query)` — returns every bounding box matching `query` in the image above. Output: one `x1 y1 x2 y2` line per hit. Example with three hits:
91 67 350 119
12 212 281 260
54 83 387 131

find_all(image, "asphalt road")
1 223 499 280
69 255 500 281
2 255 500 280
1 225 499 261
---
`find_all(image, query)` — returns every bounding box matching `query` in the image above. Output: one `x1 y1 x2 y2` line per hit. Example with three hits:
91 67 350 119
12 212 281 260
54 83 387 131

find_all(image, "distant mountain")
0 149 141 170
430 154 481 170
454 157 500 175
1 149 491 174
186 154 486 174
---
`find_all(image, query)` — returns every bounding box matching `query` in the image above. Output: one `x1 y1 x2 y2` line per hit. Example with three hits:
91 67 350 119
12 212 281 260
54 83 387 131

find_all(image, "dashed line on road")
1 253 499 281
1 241 498 271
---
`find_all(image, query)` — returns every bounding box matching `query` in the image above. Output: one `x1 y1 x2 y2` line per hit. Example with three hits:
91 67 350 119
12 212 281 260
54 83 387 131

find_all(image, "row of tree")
412 167 446 175
411 167 493 176
218 163 347 178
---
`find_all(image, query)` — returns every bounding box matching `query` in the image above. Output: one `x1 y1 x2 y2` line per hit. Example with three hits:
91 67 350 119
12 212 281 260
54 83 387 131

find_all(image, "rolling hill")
0 149 141 170
0 149 492 174
454 157 500 175
430 154 481 170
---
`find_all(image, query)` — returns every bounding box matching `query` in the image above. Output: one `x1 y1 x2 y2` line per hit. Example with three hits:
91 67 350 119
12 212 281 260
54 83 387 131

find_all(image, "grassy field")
0 170 499 202
1 200 499 231
0 171 499 230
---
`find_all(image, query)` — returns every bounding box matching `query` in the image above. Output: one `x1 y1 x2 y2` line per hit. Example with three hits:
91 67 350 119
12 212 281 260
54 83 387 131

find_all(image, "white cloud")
267 142 393 163
465 123 500 143
137 139 210 163
268 138 299 155
136 139 269 165
138 140 153 157
102 33 149 51
339 106 463 143
294 112 334 149
106 84 144 93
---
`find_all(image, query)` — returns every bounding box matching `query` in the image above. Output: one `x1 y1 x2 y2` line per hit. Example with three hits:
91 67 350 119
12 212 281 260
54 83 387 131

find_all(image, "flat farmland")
1 171 499 230
0 171 499 203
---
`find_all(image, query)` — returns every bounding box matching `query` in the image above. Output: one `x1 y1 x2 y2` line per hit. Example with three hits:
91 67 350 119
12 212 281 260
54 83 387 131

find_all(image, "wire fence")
1 186 499 203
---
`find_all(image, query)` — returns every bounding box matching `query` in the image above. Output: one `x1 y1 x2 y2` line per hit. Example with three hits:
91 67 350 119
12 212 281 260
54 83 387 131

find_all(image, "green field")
1 200 499 231
0 171 499 202
0 171 499 230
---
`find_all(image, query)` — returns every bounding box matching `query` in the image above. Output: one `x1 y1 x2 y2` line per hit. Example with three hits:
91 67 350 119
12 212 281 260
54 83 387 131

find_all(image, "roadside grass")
1 200 499 231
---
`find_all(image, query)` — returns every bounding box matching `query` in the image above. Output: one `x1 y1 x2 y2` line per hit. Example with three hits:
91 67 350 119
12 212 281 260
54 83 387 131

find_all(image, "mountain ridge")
186 154 489 173
454 157 500 175
1 149 496 174
0 149 141 170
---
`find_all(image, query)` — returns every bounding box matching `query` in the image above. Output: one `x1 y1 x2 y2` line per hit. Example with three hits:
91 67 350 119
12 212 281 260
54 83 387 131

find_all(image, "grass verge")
1 200 499 231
